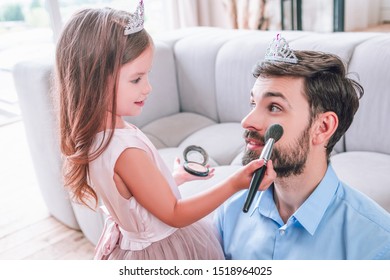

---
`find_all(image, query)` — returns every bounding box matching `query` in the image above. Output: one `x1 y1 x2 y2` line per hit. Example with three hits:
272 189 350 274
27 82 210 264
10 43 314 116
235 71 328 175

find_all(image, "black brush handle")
242 165 266 213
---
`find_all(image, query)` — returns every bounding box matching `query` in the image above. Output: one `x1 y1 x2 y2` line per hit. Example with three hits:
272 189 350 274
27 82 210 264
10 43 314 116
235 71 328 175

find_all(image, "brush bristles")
264 124 284 142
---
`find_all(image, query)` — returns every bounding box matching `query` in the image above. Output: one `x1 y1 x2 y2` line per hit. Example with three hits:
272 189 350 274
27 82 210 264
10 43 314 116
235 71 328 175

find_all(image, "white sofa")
13 27 390 245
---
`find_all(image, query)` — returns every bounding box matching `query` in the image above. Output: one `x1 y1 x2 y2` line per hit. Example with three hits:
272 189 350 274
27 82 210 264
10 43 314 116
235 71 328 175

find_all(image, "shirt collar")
251 165 340 235
251 184 284 225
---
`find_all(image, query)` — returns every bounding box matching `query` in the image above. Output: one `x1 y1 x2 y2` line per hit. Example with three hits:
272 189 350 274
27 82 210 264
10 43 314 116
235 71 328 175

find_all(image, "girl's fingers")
258 160 276 191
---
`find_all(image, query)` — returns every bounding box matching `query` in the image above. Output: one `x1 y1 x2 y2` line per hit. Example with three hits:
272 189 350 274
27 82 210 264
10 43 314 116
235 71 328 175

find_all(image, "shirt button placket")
273 226 288 259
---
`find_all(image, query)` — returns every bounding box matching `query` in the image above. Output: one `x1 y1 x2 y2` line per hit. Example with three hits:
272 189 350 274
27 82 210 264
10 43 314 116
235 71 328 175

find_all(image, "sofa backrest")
173 29 248 122
169 29 309 122
346 35 390 155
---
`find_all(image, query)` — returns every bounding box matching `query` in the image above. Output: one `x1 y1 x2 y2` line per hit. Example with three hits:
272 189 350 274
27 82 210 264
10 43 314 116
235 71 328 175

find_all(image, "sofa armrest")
13 59 80 229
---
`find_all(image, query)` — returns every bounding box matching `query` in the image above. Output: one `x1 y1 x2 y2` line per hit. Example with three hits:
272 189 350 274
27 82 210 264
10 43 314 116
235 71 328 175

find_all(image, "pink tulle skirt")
94 218 225 260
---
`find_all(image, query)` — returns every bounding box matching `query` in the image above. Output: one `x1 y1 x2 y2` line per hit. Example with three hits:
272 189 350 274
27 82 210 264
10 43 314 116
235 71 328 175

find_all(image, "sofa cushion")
231 151 245 166
142 112 216 149
157 122 245 171
331 151 390 212
178 122 245 166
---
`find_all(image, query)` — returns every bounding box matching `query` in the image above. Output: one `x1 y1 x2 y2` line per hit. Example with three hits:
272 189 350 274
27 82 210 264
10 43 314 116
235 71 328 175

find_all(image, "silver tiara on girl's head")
264 34 298 64
124 0 144 35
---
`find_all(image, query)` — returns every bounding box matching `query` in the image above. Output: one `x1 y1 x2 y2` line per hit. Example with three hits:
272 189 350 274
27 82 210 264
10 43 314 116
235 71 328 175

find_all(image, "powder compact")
183 145 209 177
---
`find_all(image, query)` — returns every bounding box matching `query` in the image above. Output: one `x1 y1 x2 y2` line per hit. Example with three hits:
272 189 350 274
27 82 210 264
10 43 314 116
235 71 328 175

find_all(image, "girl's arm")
114 148 275 228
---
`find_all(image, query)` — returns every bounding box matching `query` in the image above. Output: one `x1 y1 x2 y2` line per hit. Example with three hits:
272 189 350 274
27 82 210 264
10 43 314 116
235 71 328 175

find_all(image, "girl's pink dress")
88 124 224 260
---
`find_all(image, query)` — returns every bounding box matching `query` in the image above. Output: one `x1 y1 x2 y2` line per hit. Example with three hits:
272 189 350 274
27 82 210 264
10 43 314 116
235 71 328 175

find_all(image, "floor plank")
355 23 390 32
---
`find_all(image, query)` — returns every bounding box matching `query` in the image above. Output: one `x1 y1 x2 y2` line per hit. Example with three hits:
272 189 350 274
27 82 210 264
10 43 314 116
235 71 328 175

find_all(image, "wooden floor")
354 23 390 32
0 121 95 260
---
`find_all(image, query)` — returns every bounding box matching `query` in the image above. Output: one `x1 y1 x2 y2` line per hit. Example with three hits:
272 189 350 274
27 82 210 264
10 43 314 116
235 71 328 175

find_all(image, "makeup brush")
243 124 284 213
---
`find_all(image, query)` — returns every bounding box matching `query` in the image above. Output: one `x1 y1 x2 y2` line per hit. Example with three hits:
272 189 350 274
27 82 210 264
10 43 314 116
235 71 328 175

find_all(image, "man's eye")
131 77 141 84
270 104 281 112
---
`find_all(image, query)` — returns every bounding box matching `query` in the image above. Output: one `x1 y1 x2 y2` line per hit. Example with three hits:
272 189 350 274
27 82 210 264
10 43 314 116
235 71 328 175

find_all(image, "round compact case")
183 145 209 177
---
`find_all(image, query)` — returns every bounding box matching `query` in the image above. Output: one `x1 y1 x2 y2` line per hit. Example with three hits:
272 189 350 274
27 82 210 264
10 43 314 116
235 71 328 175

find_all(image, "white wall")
345 0 381 31
302 0 381 32
381 0 390 22
302 0 333 32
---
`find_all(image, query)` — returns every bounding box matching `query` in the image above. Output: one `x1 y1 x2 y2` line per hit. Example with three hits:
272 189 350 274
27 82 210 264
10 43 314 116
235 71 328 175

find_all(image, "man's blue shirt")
215 165 390 259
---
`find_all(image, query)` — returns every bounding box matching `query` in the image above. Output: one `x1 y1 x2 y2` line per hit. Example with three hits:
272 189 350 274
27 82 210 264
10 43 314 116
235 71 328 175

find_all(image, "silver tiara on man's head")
264 34 298 64
124 0 144 35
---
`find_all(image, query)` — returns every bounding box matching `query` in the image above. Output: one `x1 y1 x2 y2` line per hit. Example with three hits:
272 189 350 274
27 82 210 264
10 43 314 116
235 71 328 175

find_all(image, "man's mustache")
243 130 265 143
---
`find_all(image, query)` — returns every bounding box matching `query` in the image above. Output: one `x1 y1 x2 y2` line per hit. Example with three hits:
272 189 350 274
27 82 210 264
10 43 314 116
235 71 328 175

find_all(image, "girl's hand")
228 159 276 192
172 157 215 186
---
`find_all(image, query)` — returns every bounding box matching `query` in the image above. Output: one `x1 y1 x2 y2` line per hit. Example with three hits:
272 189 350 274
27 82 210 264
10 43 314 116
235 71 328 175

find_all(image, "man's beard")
242 125 310 178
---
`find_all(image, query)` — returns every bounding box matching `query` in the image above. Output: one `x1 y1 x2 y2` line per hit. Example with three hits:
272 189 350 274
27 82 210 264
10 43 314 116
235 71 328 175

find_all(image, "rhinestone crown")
264 34 298 64
124 0 144 35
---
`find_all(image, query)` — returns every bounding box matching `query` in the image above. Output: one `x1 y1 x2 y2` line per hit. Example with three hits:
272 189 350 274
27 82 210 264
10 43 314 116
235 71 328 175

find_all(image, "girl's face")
115 44 154 117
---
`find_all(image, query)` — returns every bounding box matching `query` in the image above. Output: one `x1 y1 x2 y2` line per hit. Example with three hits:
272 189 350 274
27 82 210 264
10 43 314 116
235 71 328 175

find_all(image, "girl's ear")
312 112 338 146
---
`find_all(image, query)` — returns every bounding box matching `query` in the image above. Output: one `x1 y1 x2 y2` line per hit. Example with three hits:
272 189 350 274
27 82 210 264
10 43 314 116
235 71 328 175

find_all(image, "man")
215 34 390 259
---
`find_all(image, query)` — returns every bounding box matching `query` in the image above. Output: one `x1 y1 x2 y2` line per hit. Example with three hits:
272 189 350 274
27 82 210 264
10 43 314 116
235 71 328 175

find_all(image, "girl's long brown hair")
55 8 152 208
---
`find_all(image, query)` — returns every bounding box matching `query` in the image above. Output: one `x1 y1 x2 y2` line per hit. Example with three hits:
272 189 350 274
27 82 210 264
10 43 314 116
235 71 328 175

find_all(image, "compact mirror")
183 145 209 177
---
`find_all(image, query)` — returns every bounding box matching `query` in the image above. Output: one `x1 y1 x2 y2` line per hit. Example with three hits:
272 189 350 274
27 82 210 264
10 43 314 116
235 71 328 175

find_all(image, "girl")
56 2 275 260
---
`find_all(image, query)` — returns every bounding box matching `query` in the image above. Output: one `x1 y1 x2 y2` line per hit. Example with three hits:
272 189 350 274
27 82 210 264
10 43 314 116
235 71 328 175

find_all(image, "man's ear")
312 112 338 146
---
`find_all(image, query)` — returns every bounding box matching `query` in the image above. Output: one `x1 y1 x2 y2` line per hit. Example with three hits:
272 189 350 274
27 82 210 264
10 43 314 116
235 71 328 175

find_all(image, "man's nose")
241 108 266 132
